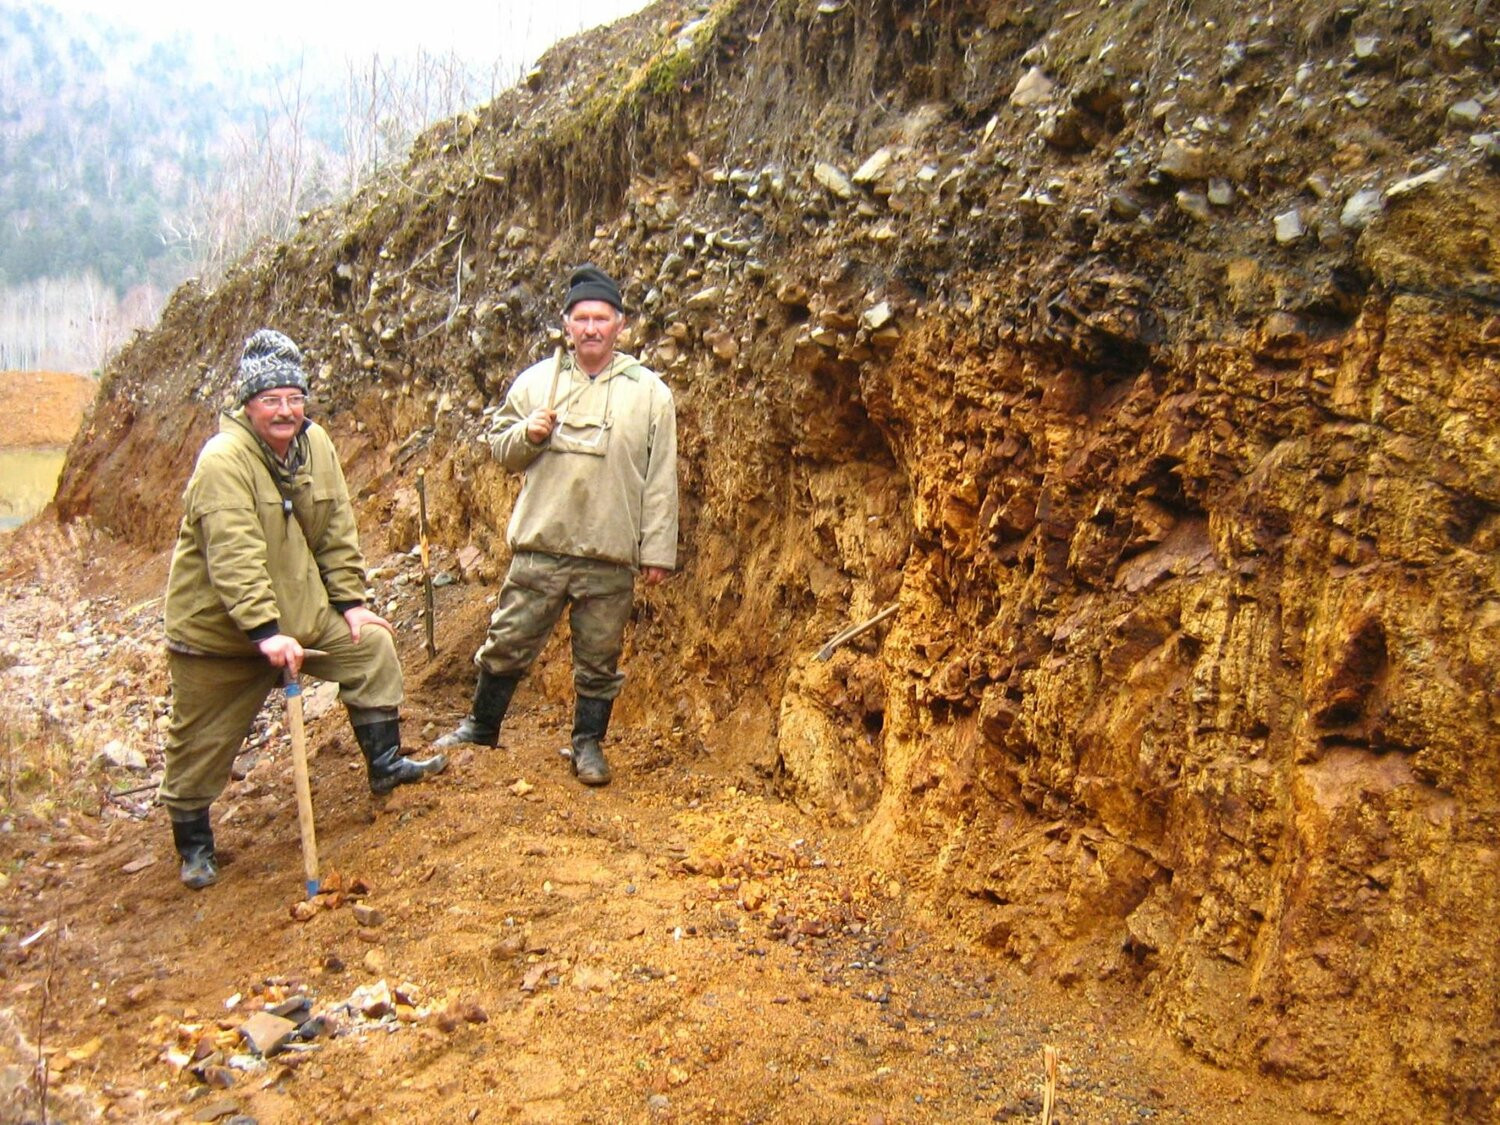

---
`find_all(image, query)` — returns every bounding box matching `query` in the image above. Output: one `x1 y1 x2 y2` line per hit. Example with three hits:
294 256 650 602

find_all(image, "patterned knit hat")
237 329 310 403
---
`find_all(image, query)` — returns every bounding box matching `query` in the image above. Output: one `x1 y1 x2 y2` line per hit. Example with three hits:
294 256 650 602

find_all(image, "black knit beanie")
563 265 624 313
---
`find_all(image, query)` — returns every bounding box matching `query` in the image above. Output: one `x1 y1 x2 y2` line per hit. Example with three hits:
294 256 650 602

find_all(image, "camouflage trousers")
474 551 635 699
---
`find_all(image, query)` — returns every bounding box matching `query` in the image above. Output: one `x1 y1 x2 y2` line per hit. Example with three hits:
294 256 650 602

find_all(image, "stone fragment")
1176 191 1211 222
1157 139 1207 180
1273 209 1304 244
861 302 893 331
1438 29 1482 68
1041 108 1089 152
190 1099 242 1123
1259 311 1306 347
1340 189 1383 230
349 980 393 1017
237 1011 297 1057
1304 173 1332 199
812 162 854 200
851 148 892 185
1385 165 1449 200
301 679 340 722
1352 36 1385 65
1009 67 1054 108
1207 179 1235 206
1219 42 1246 79
1447 100 1483 128
1124 891 1174 955
684 286 721 309
703 328 738 361
267 995 310 1020
1108 190 1143 220
739 881 767 911
352 903 385 927
95 739 148 771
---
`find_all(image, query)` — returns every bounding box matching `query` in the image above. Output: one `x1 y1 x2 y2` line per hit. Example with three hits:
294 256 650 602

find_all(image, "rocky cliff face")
54 0 1499 1116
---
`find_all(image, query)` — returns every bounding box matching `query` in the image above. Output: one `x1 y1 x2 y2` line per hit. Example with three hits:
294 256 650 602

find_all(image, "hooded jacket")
488 350 678 570
165 410 367 655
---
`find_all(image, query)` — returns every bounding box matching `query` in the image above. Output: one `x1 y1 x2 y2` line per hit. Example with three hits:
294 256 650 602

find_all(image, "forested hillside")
0 2 509 371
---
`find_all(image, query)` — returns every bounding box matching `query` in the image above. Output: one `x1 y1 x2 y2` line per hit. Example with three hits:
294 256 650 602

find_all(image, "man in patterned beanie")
158 328 446 890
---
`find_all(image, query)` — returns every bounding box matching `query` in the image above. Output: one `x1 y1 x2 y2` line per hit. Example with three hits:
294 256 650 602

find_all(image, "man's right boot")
352 717 448 795
169 810 219 890
433 670 520 750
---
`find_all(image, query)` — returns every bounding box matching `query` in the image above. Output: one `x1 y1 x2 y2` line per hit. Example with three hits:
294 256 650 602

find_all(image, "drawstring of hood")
228 410 311 518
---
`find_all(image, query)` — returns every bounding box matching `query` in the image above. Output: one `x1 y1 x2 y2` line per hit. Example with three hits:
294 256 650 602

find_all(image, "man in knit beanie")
434 265 678 788
158 328 446 890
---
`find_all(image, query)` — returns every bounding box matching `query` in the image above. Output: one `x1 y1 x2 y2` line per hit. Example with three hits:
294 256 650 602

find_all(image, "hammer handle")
282 673 320 897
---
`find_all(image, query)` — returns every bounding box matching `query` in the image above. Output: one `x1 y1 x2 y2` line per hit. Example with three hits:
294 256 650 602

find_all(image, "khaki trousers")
159 612 403 815
475 551 635 699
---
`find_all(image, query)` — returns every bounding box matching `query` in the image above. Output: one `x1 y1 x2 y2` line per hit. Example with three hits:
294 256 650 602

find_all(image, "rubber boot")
170 810 219 890
570 696 614 787
433 670 520 750
353 718 448 795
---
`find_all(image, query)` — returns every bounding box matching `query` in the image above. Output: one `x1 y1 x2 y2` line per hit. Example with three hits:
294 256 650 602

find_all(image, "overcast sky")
37 0 655 72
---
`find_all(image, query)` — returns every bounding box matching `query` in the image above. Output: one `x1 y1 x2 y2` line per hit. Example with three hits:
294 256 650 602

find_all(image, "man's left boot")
169 809 219 890
351 717 448 795
570 696 614 787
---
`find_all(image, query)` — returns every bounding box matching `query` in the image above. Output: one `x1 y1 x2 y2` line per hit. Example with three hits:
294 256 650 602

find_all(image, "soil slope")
7 0 1500 1120
0 527 1305 1123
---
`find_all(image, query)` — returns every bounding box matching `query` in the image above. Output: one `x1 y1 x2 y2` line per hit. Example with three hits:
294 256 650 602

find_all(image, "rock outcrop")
52 0 1499 1117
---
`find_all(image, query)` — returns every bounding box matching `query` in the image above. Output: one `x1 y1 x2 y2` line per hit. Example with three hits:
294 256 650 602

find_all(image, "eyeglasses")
252 393 307 410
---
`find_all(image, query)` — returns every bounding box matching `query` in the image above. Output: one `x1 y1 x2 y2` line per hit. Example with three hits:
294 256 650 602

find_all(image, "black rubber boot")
170 810 219 890
433 670 520 750
570 696 614 787
353 718 448 795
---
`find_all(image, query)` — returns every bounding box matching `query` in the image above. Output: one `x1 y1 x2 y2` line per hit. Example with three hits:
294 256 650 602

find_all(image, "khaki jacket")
164 411 367 655
489 350 678 570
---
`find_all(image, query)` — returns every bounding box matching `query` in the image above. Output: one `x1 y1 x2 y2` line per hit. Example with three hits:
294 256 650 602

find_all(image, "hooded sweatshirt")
488 350 678 570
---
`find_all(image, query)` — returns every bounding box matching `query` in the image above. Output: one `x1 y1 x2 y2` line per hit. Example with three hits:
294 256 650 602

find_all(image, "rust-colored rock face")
51 0 1499 1117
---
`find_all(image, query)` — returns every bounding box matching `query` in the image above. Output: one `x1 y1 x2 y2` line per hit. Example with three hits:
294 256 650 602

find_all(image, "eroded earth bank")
3 0 1498 1121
